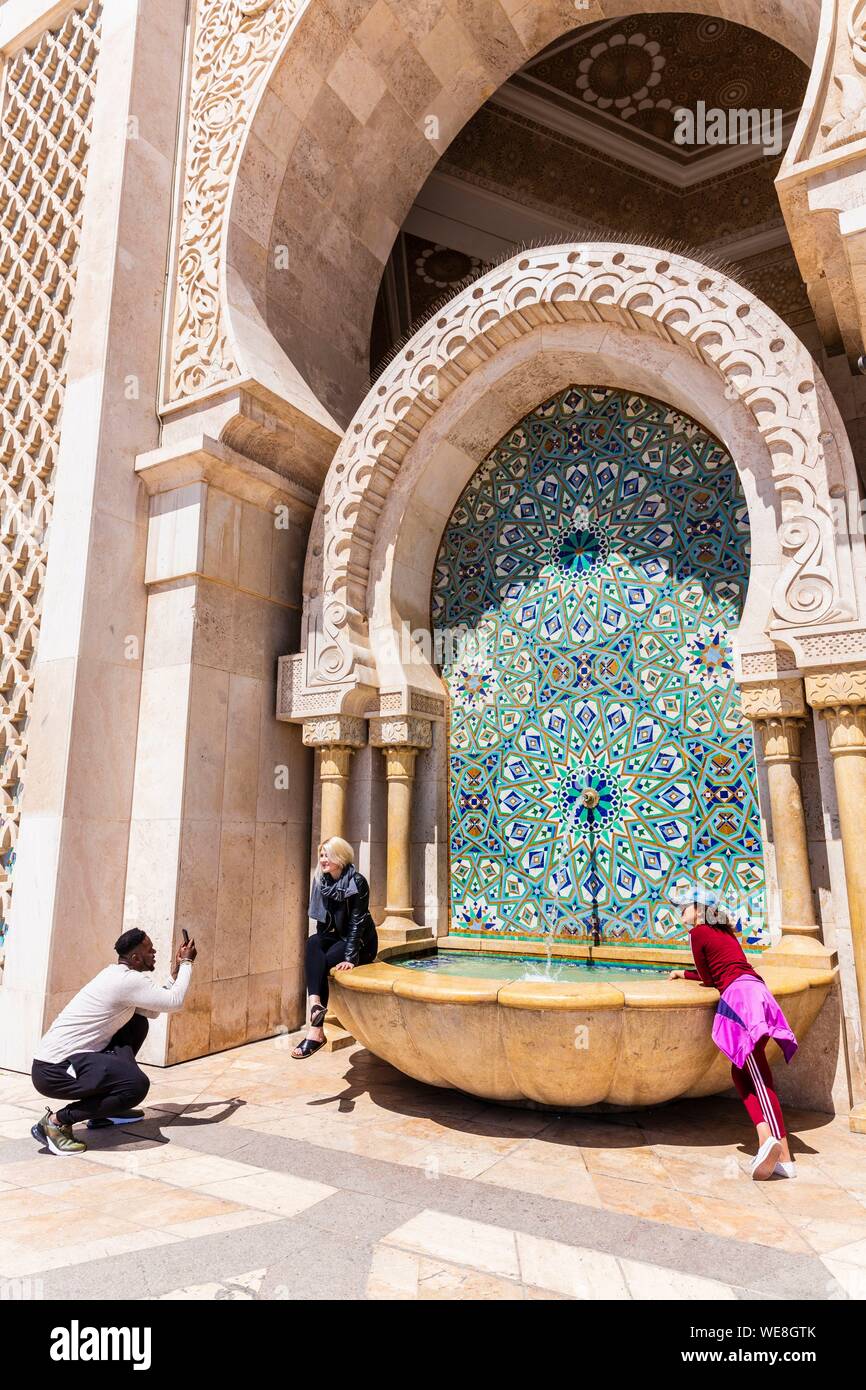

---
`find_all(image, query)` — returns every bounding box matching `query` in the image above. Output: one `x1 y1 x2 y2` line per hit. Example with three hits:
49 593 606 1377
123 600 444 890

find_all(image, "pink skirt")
711 975 798 1072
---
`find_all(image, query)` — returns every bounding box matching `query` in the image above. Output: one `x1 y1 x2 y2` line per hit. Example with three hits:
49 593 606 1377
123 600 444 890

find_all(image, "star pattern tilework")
432 385 767 950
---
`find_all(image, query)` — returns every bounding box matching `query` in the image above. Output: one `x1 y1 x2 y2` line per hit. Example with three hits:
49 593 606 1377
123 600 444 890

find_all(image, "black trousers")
305 929 378 1008
31 1013 150 1126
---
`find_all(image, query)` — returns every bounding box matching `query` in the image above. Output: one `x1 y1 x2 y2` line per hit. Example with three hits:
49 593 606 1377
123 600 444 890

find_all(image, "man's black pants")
31 1013 150 1126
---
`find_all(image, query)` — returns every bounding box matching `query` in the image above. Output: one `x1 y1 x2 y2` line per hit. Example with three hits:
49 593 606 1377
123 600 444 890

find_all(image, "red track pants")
730 1036 786 1140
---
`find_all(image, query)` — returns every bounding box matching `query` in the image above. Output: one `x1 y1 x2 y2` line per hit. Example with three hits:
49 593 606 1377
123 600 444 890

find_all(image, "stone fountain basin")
329 956 835 1108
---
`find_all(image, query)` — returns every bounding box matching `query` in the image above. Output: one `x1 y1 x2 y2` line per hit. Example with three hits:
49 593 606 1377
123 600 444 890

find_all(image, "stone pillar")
741 681 821 958
806 670 866 1131
0 0 189 1071
370 717 433 945
126 439 315 1063
302 718 367 844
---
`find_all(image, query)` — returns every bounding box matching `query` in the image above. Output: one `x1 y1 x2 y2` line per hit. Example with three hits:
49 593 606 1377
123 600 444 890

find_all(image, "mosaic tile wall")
432 386 767 950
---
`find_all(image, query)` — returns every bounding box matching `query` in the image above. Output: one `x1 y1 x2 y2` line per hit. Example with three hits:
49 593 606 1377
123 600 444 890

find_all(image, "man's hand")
175 938 197 969
334 960 355 973
668 969 685 980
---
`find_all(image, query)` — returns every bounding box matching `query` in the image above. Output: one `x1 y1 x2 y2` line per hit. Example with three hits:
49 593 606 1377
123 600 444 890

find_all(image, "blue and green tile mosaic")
432 385 767 949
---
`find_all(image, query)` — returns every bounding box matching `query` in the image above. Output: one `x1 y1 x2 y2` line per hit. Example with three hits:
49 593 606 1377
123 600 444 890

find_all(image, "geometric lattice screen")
0 3 101 954
433 385 767 952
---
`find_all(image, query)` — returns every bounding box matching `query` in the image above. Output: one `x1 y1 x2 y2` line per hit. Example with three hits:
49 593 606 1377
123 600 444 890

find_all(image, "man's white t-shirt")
33 962 193 1063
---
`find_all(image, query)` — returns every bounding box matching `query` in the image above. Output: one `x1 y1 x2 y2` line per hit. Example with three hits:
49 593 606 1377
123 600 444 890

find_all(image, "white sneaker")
751 1136 782 1180
773 1160 796 1178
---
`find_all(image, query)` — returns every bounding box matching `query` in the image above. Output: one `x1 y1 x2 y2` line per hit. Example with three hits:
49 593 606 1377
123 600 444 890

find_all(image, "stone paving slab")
2 1036 863 1301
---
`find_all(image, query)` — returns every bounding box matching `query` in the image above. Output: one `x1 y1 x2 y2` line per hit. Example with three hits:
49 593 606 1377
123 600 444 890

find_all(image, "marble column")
741 680 820 956
806 669 866 1132
370 717 433 945
302 717 367 844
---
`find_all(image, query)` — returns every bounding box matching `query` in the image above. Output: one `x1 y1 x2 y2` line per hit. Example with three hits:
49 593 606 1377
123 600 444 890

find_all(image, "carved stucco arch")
167 0 825 443
283 242 866 723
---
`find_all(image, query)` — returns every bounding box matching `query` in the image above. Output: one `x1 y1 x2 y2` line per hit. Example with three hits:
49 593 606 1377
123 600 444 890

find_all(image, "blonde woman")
292 838 378 1059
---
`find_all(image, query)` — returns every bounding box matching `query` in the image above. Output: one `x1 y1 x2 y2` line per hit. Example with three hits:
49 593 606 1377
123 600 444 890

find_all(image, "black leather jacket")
318 870 375 965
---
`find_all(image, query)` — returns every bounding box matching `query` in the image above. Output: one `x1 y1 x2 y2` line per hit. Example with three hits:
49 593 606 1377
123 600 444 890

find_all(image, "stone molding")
135 433 316 511
740 679 808 721
301 716 366 749
368 717 432 751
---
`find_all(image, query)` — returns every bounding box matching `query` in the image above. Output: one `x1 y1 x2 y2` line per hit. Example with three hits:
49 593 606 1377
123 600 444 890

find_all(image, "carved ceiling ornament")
168 0 295 400
307 244 861 700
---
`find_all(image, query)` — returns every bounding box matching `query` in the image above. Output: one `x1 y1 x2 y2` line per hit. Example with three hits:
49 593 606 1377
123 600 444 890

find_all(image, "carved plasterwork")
301 716 366 749
807 667 866 751
378 691 446 720
368 718 433 751
822 0 866 150
777 0 866 361
740 679 808 721
0 3 101 950
806 668 866 710
297 244 862 711
740 648 798 678
168 0 295 400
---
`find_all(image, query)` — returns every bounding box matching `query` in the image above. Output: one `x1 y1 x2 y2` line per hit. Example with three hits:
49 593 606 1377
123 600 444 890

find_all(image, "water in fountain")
521 897 565 982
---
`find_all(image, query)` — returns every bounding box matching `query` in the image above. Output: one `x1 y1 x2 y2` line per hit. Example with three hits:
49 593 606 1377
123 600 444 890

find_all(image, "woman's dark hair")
114 928 146 956
701 903 736 936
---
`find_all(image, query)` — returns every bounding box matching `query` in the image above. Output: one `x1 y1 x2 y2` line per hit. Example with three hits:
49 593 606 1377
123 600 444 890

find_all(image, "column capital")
301 715 367 749
757 717 804 763
368 716 432 750
381 746 420 782
740 678 806 721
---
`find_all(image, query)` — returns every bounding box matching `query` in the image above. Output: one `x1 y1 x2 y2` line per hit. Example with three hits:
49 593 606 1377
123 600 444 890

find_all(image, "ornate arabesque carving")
168 0 295 400
818 1 866 152
0 3 101 953
807 667 866 754
369 717 432 750
306 245 859 702
740 679 808 721
806 668 866 710
301 716 366 749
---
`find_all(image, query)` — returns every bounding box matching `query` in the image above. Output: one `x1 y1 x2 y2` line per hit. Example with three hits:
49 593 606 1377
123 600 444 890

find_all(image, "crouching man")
30 928 196 1156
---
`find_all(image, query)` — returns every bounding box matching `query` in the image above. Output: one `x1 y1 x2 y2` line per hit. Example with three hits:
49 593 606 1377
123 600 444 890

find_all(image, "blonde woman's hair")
318 837 355 875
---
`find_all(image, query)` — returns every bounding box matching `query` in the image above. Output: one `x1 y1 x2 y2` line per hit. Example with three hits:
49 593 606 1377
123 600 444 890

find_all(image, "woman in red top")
670 893 798 1180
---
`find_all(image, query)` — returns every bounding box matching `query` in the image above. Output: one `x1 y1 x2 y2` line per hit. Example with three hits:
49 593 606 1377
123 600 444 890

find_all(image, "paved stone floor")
1 1036 865 1301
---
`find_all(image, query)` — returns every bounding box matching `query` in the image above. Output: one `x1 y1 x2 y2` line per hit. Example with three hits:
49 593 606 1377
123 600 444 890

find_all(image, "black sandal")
309 1004 327 1028
292 1036 326 1059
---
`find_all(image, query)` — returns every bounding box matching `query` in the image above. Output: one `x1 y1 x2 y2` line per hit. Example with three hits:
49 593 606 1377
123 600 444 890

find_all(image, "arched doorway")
434 384 766 949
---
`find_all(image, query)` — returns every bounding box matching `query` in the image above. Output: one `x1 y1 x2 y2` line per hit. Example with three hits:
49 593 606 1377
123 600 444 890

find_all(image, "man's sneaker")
42 1112 86 1156
31 1108 50 1146
87 1112 144 1130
